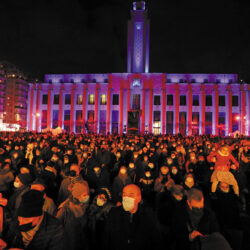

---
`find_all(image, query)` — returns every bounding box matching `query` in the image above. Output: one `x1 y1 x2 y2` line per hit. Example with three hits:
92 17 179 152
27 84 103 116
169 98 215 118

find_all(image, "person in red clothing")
207 145 239 195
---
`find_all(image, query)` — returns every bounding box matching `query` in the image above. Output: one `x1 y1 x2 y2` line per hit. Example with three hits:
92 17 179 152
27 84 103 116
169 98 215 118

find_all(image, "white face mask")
96 198 105 207
14 182 20 188
172 169 178 175
122 196 135 212
79 195 89 204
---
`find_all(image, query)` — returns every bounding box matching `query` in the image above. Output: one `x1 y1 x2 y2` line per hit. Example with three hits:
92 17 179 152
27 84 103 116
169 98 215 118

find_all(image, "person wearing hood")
88 187 113 250
8 173 33 217
56 181 90 250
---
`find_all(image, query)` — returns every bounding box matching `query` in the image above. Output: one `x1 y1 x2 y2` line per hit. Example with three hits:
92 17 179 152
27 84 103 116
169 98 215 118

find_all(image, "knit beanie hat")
17 190 44 217
17 173 33 186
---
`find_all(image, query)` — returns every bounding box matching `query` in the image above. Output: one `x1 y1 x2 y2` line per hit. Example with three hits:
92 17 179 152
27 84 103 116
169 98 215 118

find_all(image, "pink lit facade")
27 2 250 136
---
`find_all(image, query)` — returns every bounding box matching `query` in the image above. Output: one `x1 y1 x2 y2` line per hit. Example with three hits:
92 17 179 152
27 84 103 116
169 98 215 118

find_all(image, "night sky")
1 0 250 82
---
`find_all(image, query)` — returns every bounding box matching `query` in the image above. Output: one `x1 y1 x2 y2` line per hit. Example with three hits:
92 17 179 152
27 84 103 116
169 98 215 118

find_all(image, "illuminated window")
100 94 107 105
76 95 83 105
153 111 161 135
88 94 95 105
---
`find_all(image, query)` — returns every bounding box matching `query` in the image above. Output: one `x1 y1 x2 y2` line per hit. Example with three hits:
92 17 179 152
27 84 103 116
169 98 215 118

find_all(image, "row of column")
30 82 249 135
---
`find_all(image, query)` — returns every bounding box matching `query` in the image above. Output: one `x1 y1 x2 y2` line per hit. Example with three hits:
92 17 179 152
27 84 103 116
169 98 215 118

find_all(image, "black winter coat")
103 204 161 250
5 212 65 250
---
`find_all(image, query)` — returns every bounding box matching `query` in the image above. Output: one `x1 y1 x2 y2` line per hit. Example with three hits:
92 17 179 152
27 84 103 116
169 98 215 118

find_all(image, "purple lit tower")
127 1 150 73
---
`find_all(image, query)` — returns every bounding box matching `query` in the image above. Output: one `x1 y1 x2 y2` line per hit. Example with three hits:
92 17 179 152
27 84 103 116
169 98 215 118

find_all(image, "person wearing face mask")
103 184 161 250
156 185 185 241
88 188 113 250
127 162 137 183
57 181 90 250
154 166 174 193
111 166 132 205
57 164 85 205
171 188 226 250
211 182 243 250
183 173 199 193
138 171 155 208
170 166 182 184
8 173 33 217
85 165 110 195
4 190 65 250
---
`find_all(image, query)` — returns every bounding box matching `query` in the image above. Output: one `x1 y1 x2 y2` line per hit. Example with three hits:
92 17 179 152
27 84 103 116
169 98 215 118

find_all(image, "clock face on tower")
132 78 142 87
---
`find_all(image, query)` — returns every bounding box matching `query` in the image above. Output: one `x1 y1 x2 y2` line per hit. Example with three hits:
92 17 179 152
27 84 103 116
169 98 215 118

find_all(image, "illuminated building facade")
0 63 28 129
27 1 250 136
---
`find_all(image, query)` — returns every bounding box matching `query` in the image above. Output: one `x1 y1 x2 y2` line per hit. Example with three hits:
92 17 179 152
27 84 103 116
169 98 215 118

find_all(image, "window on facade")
192 95 199 106
112 94 119 105
232 96 238 106
112 110 119 134
219 96 225 106
205 112 212 135
54 95 59 105
166 111 173 134
41 110 47 129
100 94 107 105
42 95 48 105
153 111 161 135
232 113 239 132
179 112 186 135
76 110 82 121
206 95 212 106
132 94 140 109
192 112 199 135
180 95 186 106
65 94 71 105
52 110 59 128
76 95 83 105
99 110 106 134
167 95 173 106
87 110 95 133
154 95 161 105
88 94 95 105
64 110 70 121
219 112 226 136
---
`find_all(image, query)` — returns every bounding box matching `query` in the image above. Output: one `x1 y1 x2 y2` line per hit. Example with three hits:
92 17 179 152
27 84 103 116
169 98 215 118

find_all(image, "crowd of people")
0 131 249 250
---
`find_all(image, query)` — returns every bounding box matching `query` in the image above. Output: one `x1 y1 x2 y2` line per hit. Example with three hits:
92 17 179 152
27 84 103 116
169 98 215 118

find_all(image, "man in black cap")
3 190 65 250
